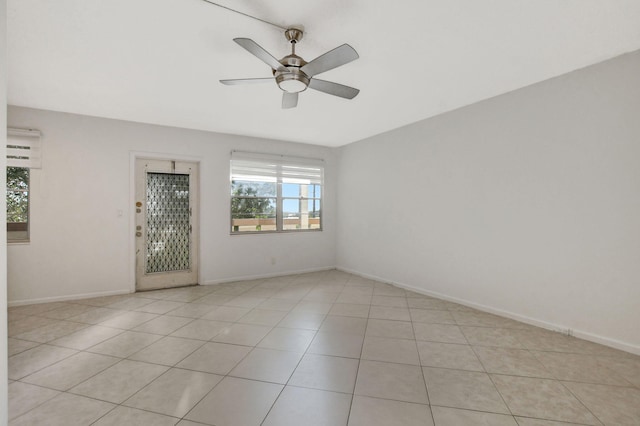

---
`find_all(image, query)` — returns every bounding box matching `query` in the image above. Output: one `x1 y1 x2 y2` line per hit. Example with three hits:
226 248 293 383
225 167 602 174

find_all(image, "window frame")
6 128 41 243
229 152 324 235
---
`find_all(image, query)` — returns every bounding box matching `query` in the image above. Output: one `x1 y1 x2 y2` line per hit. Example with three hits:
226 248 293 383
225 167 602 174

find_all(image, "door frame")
129 152 202 293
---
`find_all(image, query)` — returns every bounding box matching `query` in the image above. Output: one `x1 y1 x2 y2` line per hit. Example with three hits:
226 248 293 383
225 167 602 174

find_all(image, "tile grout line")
257 277 333 425
7 272 640 425
344 275 372 426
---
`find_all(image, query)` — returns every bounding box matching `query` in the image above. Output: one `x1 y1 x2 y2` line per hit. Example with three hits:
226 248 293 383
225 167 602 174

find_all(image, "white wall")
7 51 640 356
337 50 640 354
1 0 9 423
7 107 337 304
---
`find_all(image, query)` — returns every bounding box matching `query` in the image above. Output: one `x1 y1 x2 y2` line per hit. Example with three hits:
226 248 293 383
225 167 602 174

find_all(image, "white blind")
231 151 323 185
7 128 42 169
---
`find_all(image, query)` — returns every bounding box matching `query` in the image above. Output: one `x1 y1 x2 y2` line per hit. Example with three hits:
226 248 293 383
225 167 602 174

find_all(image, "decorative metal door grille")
145 173 191 274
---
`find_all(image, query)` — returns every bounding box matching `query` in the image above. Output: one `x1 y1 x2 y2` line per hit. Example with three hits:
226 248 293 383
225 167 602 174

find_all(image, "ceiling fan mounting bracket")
284 28 304 44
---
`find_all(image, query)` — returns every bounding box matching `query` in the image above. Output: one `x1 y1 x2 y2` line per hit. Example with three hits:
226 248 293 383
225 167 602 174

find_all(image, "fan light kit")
220 28 360 109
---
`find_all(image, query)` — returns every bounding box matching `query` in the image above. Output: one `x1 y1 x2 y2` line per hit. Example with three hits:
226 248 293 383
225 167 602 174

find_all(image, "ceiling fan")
220 28 360 109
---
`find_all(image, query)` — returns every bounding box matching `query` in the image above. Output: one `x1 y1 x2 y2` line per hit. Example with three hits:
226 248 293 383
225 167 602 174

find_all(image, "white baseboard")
202 266 336 286
337 266 640 356
7 266 337 305
8 289 132 307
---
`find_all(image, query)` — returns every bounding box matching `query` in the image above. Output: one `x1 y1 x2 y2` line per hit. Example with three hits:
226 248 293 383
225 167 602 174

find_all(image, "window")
7 167 29 241
230 151 323 233
6 128 41 242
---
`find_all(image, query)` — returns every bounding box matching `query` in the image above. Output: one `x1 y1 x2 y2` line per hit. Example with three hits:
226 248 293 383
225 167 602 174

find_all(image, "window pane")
7 190 28 222
282 183 300 197
7 166 29 241
283 198 301 230
282 183 321 199
231 197 276 232
146 173 191 273
282 198 320 230
231 180 276 197
309 199 321 229
308 199 321 217
7 166 29 191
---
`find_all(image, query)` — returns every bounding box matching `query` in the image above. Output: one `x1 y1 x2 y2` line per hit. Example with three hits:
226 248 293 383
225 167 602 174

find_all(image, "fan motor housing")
280 53 306 69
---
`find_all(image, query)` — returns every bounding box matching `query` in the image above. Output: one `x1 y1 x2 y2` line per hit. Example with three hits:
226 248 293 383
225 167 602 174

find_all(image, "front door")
135 159 199 291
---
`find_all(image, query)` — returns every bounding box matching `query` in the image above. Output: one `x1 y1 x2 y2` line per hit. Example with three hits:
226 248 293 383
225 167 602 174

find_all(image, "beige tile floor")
6 270 640 425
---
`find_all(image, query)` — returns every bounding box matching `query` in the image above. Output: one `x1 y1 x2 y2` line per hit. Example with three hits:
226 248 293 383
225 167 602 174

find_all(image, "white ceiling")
7 1 640 147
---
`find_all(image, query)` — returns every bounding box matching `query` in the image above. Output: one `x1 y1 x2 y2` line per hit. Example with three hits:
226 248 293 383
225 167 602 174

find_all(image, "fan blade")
234 38 287 72
282 92 298 109
301 44 359 77
308 79 359 99
220 78 274 85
